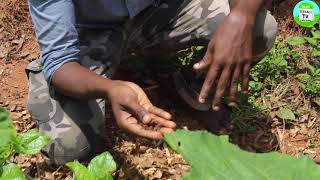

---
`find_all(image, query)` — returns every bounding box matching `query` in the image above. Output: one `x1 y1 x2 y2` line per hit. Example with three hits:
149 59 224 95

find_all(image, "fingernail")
199 97 205 103
242 90 249 94
228 102 236 107
213 106 220 111
193 63 199 68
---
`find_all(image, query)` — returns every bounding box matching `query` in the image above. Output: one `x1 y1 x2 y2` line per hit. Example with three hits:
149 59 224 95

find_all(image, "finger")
241 63 251 94
126 117 163 139
148 106 172 120
193 50 212 71
199 63 220 103
228 65 241 107
127 102 151 124
212 66 232 111
149 114 176 129
159 127 175 134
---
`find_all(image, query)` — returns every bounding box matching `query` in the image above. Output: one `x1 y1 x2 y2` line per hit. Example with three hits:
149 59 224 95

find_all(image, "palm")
109 81 176 139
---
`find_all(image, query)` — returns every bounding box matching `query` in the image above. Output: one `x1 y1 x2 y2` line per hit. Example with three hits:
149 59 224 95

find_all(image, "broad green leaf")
276 107 296 120
311 30 320 39
66 162 94 180
311 48 320 57
15 129 50 155
0 108 16 165
0 163 27 180
88 152 116 180
0 136 13 165
287 36 306 45
165 130 320 180
304 37 318 46
0 108 16 136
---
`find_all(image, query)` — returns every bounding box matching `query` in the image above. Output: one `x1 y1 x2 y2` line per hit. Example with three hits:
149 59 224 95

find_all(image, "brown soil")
0 0 319 179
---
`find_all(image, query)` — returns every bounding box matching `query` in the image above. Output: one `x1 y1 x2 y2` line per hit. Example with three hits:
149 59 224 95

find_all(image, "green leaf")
0 108 16 165
0 136 13 165
311 48 320 57
0 108 16 135
165 130 320 180
304 37 318 46
88 152 116 180
249 81 263 92
296 73 310 80
308 64 317 75
287 36 306 45
276 107 296 120
0 163 27 180
15 129 50 155
311 30 320 39
66 162 94 180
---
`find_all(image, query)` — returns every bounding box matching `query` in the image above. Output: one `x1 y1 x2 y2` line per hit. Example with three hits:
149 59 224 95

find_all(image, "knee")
41 128 91 165
252 8 278 62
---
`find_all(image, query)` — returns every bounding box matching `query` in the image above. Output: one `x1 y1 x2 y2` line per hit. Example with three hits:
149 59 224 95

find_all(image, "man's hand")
53 62 175 140
193 0 263 111
108 81 176 139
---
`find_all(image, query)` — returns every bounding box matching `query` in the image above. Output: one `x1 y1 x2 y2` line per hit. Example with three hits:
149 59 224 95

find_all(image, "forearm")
52 62 114 99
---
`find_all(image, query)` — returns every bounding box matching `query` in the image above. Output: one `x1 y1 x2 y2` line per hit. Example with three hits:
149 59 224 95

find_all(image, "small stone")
16 106 22 112
21 110 28 115
19 52 30 58
3 101 9 107
138 145 148 153
17 113 23 118
10 105 17 112
22 114 31 120
152 170 163 179
144 167 156 176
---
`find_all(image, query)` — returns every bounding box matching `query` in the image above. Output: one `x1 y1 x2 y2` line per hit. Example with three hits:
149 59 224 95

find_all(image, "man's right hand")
108 81 176 140
53 62 175 140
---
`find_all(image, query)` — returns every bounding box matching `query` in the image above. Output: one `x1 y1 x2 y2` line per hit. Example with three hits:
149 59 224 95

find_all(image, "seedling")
0 107 50 180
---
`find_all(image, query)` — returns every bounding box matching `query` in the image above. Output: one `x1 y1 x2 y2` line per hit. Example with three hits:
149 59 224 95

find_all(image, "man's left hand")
194 10 255 111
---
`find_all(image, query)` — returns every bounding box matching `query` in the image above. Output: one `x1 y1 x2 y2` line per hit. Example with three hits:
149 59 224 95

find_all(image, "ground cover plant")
287 27 320 58
66 152 117 180
0 107 49 180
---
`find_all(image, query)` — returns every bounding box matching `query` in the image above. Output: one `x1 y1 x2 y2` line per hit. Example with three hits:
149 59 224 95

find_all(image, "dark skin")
194 0 264 111
52 0 263 139
53 62 176 140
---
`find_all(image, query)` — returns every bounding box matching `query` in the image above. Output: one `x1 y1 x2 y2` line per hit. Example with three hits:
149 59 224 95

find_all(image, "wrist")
230 0 263 26
102 79 117 99
227 10 255 28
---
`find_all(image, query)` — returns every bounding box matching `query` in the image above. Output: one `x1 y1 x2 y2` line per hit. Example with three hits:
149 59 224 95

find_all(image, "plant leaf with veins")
0 163 27 180
165 130 320 180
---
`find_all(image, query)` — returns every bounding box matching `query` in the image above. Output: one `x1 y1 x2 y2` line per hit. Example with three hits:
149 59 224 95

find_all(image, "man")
27 0 277 165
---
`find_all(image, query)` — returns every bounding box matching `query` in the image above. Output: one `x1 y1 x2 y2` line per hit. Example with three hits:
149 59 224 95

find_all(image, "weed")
249 40 296 93
0 107 50 179
287 27 320 57
296 64 320 95
66 151 117 180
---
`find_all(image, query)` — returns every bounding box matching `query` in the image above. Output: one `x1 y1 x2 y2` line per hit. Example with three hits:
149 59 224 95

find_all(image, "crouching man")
27 0 277 165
